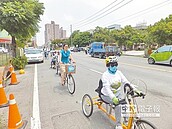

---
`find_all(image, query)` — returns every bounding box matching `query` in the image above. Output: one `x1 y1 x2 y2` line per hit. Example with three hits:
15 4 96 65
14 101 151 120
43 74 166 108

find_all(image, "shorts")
60 64 66 74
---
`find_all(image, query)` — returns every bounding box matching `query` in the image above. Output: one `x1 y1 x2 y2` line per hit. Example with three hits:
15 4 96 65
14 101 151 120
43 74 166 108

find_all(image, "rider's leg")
115 94 122 129
60 64 65 85
101 94 122 129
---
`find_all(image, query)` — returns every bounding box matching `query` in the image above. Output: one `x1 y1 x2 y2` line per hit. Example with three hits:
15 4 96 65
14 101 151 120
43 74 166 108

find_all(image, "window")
157 46 170 52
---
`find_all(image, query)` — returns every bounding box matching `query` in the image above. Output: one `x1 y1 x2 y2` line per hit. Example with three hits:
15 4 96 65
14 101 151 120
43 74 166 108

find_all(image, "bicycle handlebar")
124 83 146 99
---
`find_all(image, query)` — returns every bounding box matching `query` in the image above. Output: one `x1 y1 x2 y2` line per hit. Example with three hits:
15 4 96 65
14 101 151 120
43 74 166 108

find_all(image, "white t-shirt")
101 70 130 99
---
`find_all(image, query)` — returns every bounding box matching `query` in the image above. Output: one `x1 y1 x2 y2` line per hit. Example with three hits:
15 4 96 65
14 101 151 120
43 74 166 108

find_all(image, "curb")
122 54 145 58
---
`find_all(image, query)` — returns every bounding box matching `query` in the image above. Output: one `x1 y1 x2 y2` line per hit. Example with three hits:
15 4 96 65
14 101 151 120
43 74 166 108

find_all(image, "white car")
25 49 44 63
0 47 8 53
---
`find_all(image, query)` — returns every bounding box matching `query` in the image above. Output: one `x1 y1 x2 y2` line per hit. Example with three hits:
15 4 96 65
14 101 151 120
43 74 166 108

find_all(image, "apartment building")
45 21 66 47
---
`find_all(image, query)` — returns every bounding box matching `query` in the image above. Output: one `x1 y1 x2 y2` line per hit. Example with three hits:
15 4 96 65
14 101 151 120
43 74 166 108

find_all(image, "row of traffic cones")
0 64 26 128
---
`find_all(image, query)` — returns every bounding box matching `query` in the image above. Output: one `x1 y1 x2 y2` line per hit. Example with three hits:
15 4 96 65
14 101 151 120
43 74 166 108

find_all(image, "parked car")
25 49 44 63
148 45 172 66
0 47 8 53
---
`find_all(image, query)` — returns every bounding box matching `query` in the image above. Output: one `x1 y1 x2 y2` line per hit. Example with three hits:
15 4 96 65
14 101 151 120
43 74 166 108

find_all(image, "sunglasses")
109 62 118 67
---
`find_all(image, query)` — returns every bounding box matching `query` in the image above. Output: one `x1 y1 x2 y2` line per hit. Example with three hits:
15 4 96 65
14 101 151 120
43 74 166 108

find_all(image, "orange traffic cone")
8 94 27 129
9 71 19 85
0 80 8 108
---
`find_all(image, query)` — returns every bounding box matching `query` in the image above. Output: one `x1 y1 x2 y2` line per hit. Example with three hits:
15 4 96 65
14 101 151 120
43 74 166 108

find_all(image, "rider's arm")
119 71 137 91
69 53 75 63
102 74 116 99
59 52 62 63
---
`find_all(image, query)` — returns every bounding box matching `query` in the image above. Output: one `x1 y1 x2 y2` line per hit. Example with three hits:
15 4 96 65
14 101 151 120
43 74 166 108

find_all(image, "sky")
36 0 172 46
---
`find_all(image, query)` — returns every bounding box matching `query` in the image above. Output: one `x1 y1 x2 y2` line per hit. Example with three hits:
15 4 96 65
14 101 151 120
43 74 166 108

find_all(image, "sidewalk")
122 50 145 57
0 65 34 129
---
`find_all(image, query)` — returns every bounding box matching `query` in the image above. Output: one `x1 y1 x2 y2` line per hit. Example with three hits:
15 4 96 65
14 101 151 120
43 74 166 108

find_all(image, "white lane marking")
120 62 172 73
89 69 103 75
31 64 41 129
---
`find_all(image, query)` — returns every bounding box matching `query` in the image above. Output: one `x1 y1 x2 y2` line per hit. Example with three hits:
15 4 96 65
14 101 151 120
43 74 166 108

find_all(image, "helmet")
105 56 118 67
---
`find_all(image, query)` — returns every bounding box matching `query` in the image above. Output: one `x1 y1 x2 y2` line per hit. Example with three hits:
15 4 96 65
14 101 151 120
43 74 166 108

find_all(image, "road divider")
31 64 41 129
0 81 8 108
120 62 172 73
8 94 27 129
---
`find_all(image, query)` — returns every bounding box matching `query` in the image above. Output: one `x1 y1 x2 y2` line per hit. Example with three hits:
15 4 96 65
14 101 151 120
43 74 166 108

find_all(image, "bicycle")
62 63 76 94
82 79 157 129
56 60 60 76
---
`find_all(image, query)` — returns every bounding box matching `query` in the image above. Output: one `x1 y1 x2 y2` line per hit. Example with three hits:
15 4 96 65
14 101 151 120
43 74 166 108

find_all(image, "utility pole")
70 24 73 47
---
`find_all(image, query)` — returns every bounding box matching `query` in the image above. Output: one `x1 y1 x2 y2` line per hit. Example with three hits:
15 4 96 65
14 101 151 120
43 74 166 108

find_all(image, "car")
70 47 74 52
148 45 172 66
0 47 8 53
25 49 44 63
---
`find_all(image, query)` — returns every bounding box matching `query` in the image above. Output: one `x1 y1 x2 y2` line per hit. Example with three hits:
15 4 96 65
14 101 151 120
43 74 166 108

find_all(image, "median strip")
120 62 172 73
31 64 41 129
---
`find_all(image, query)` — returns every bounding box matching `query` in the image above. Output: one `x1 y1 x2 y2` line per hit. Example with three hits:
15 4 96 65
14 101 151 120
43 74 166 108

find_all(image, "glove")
113 90 117 94
112 97 119 105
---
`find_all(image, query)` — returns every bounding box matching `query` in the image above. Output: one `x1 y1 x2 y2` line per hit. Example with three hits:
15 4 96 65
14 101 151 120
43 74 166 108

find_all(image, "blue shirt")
60 50 70 64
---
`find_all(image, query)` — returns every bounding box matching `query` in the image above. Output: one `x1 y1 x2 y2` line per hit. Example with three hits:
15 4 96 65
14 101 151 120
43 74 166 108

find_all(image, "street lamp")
70 25 73 47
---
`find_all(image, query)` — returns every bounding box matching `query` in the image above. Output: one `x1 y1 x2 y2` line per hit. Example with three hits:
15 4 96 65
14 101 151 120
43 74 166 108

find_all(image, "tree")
71 30 92 47
149 15 172 46
0 0 44 57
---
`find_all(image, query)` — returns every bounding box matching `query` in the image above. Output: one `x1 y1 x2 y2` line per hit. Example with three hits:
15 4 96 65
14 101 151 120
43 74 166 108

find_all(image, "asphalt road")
37 52 172 129
1 52 171 129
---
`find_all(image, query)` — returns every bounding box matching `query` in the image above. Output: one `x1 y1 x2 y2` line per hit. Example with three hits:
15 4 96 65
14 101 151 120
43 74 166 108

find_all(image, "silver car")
25 49 44 63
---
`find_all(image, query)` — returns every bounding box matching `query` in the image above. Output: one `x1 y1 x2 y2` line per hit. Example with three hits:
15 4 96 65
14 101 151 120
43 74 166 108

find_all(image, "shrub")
12 56 27 69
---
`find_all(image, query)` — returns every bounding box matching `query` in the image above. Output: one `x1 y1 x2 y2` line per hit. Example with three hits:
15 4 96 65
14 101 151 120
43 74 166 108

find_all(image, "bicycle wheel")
82 94 93 117
134 119 157 129
56 63 59 75
66 74 75 94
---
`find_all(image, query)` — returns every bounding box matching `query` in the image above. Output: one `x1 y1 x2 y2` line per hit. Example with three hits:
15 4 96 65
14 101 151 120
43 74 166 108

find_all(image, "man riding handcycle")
82 56 157 129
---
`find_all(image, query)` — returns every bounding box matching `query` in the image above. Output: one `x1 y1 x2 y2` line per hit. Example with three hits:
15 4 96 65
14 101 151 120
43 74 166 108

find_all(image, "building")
134 22 147 30
0 30 11 50
44 21 66 48
107 24 121 30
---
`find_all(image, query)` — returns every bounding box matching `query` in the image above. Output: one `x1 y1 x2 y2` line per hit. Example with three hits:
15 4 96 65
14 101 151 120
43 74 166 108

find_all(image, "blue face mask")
108 66 117 74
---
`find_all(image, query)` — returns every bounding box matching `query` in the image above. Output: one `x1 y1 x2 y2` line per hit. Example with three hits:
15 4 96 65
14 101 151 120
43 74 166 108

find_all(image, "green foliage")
0 0 45 57
70 30 92 47
12 56 27 69
148 15 172 46
70 15 172 49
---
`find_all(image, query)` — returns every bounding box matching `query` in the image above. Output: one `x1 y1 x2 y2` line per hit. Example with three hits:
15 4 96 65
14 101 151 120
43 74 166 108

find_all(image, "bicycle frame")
91 96 136 129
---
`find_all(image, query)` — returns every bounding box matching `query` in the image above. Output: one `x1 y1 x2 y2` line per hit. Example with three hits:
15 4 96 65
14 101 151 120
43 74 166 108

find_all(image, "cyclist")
50 51 58 69
100 56 142 129
59 44 75 86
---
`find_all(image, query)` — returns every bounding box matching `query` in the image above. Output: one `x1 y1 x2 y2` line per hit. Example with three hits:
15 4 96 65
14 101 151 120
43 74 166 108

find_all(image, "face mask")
108 66 117 74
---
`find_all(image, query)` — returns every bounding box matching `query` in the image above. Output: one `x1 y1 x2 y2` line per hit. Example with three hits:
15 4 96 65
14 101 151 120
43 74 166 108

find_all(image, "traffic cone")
8 94 27 129
9 65 14 73
0 80 8 108
9 71 19 85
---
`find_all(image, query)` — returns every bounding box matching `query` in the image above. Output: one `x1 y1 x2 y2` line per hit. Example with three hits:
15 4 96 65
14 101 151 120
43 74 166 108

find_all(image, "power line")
73 0 119 25
103 0 171 27
74 0 126 27
74 0 133 29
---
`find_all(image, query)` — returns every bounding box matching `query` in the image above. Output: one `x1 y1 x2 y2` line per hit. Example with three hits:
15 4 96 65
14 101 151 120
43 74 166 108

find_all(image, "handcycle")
82 79 157 129
61 63 76 94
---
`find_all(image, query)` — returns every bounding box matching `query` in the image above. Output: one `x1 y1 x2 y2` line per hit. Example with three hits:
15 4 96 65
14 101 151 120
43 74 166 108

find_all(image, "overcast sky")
36 0 172 46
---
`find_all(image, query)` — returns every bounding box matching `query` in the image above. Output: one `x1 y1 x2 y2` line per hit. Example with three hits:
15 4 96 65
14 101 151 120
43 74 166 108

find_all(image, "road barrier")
0 81 8 108
8 94 27 129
